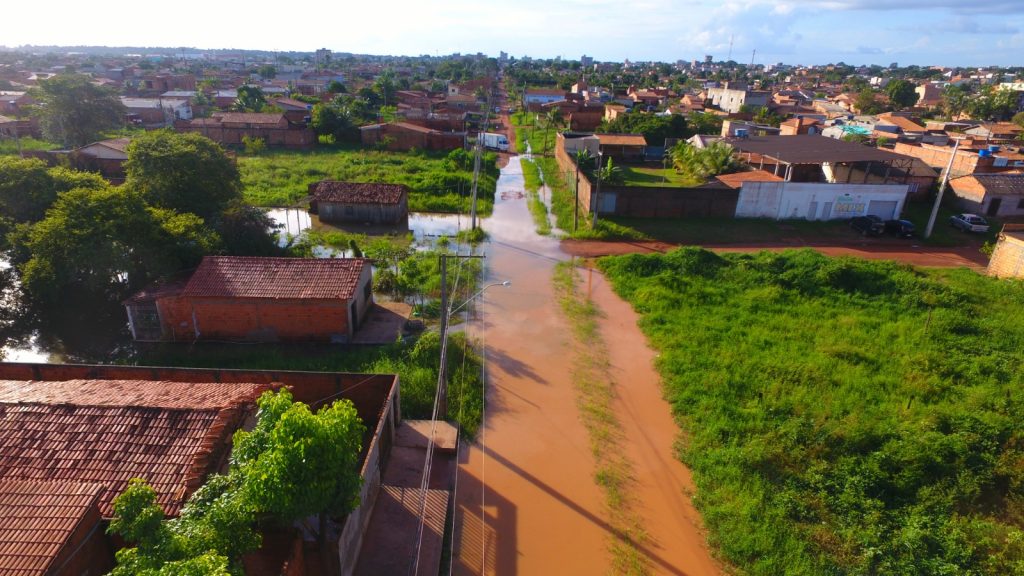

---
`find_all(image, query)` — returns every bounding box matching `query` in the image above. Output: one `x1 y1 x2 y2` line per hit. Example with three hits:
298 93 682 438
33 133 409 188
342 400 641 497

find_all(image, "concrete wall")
555 140 737 218
177 122 315 149
737 182 909 220
338 387 398 576
988 231 1024 278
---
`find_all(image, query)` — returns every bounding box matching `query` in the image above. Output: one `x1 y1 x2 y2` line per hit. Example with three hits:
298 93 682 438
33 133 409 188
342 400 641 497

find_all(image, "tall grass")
553 262 648 574
520 158 551 235
239 148 496 215
599 248 1024 575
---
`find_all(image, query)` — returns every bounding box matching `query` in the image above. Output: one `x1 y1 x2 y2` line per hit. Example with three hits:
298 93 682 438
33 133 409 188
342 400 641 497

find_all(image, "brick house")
949 173 1024 218
359 121 465 151
176 112 315 149
125 256 374 343
71 137 131 182
309 181 409 225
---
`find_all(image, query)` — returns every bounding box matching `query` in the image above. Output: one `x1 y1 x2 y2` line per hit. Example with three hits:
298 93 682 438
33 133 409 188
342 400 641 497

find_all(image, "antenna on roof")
727 35 734 62
750 49 756 69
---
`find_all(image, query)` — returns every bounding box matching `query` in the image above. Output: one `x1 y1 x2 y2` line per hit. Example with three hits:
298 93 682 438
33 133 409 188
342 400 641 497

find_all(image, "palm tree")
671 141 739 182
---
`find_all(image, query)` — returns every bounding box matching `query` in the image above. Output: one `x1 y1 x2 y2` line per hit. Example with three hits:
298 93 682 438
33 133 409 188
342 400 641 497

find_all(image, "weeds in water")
553 262 650 575
520 158 551 236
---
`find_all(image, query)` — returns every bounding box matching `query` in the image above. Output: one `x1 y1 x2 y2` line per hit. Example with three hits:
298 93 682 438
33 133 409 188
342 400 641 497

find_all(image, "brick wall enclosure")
158 297 352 343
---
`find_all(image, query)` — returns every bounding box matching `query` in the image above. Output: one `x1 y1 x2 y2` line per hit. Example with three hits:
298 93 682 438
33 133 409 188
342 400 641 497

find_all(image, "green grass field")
600 248 1024 575
619 165 702 188
238 147 496 214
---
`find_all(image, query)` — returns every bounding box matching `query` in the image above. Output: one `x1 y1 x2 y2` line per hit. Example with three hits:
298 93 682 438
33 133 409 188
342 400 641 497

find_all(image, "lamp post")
438 275 510 419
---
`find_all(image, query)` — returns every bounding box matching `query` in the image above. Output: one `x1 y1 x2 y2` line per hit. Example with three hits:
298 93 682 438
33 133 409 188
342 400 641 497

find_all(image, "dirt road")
452 156 724 575
562 238 988 269
451 160 611 575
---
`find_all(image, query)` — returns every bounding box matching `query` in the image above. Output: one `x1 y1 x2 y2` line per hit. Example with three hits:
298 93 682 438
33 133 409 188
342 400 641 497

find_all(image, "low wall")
555 141 738 218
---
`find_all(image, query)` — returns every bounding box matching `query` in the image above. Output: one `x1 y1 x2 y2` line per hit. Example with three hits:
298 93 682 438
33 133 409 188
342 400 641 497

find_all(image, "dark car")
884 219 916 238
850 215 885 236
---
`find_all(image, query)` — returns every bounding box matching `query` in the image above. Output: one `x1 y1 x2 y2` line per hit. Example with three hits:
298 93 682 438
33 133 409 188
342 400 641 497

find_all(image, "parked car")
949 213 990 233
850 215 885 236
884 219 916 238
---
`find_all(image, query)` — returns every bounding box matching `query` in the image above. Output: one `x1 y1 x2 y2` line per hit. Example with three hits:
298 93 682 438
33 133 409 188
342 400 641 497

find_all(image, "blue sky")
6 0 1024 67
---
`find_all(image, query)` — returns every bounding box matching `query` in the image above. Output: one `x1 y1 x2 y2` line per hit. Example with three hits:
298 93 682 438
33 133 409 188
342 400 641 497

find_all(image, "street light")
438 279 511 419
449 280 511 317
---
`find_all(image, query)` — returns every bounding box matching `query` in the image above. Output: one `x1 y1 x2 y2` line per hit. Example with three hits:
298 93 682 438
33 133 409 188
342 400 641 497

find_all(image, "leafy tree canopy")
886 79 919 109
28 73 125 148
125 130 241 221
109 390 365 573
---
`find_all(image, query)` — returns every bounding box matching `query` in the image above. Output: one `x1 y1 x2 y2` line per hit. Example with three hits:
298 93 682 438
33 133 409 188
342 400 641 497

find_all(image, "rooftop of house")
0 378 269 517
595 133 648 147
78 137 131 155
876 113 926 132
272 98 313 111
724 134 913 165
951 173 1024 196
309 181 408 205
206 112 287 125
715 170 786 188
182 256 369 301
525 88 566 96
0 479 104 576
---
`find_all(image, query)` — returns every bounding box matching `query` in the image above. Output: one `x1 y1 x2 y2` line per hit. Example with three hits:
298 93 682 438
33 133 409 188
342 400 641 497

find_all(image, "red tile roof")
182 256 368 301
595 133 648 146
309 181 408 205
0 479 104 576
0 380 267 517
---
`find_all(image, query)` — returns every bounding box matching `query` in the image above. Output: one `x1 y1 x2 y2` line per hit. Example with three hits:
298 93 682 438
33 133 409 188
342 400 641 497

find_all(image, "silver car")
949 213 990 233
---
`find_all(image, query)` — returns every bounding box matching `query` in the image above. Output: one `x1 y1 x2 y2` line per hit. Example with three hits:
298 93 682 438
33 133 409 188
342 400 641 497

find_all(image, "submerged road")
450 156 723 575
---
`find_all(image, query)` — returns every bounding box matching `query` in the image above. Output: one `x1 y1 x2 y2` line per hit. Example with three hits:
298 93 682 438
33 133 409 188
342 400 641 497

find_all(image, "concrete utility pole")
924 138 961 239
592 151 603 228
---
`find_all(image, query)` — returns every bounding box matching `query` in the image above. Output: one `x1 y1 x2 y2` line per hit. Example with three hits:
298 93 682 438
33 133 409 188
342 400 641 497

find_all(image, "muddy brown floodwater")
451 157 723 575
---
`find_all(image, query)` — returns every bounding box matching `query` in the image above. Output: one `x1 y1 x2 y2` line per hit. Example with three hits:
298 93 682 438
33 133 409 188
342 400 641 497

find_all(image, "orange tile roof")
0 380 267 517
0 479 104 576
715 170 785 189
182 256 368 300
595 133 648 146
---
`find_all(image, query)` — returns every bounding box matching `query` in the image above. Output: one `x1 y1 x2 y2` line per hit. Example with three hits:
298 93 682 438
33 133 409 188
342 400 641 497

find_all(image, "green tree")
217 201 282 257
125 130 241 221
18 186 221 308
671 141 740 181
109 390 366 574
28 74 125 147
256 65 276 80
310 103 358 143
886 79 919 109
855 88 884 115
943 85 969 120
1012 111 1024 128
232 86 266 112
326 80 346 94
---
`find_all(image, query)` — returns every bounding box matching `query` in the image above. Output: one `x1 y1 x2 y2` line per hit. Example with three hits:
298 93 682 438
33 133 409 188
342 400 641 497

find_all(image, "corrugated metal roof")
725 134 914 164
0 479 104 576
182 256 367 300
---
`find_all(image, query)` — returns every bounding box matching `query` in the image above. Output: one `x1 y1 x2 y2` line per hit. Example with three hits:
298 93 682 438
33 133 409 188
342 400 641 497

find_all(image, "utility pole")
592 151 603 228
925 138 961 239
574 164 580 232
437 253 485 419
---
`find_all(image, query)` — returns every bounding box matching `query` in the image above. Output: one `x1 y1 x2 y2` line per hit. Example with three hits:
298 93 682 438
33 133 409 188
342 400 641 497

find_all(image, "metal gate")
866 200 898 219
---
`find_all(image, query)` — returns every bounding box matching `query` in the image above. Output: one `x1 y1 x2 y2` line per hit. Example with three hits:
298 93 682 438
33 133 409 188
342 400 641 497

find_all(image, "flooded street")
452 156 721 574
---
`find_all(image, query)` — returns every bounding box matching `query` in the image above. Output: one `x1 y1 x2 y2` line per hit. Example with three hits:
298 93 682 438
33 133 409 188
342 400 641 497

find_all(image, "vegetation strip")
553 262 649 575
520 158 551 236
598 247 1024 575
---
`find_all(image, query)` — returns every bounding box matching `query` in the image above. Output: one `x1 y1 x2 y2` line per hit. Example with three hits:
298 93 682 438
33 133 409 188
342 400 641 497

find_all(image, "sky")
5 0 1024 67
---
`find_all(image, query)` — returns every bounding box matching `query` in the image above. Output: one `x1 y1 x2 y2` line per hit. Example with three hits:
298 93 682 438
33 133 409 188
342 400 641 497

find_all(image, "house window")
1018 198 1024 210
364 281 372 300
